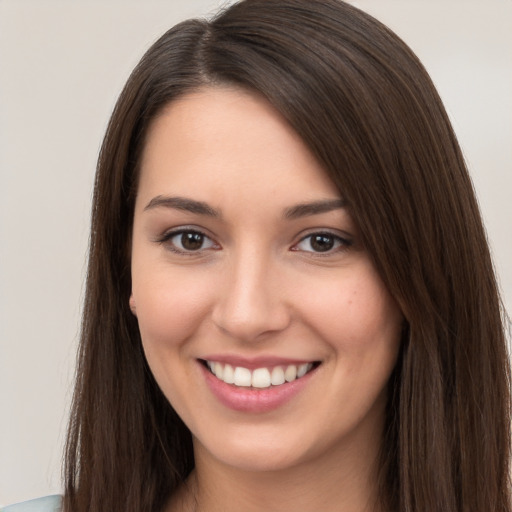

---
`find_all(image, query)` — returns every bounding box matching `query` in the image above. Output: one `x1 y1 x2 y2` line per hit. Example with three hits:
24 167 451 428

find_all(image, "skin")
130 86 403 512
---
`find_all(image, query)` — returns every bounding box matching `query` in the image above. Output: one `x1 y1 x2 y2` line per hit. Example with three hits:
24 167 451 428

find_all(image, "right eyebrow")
283 198 347 219
143 195 221 218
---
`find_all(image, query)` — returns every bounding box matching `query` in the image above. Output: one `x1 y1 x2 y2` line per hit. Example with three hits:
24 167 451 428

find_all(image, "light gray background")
0 0 510 505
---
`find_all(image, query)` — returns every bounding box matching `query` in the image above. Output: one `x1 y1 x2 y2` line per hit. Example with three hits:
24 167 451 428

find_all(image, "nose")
211 249 291 342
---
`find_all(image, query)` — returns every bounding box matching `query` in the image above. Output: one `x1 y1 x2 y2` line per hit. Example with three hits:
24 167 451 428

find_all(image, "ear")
129 294 137 316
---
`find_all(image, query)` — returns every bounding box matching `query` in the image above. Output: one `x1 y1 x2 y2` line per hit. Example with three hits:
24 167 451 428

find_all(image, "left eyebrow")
283 199 347 219
143 195 221 218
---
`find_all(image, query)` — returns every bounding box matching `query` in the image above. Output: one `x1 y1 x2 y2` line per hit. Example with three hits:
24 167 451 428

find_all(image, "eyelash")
292 231 353 255
156 228 219 255
156 228 353 256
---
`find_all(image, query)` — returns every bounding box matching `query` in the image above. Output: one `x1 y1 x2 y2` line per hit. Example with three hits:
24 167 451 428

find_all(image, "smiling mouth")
201 360 320 389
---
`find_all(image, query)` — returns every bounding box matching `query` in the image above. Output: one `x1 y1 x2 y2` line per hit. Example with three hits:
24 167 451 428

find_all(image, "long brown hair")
63 1 511 511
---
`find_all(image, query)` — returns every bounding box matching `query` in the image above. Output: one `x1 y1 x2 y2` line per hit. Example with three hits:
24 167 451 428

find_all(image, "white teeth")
233 367 252 387
271 366 285 386
223 364 235 384
214 362 224 379
284 365 297 382
206 361 315 388
297 363 309 378
252 368 271 388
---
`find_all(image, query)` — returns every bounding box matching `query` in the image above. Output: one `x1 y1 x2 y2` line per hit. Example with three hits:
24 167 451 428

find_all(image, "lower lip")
200 363 317 413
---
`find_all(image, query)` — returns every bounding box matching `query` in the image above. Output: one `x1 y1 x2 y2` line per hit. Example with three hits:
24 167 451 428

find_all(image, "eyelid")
291 229 353 254
153 226 353 256
155 226 221 254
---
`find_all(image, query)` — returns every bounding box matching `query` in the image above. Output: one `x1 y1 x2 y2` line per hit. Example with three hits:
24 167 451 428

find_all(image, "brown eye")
180 232 204 251
293 232 352 254
162 229 217 253
310 234 335 252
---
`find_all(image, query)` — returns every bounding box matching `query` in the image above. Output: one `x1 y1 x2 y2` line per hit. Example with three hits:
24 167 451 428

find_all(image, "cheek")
132 266 215 350
131 268 216 413
297 265 402 356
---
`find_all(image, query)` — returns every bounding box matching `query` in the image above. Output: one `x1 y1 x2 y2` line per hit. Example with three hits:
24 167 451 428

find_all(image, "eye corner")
291 231 353 255
155 226 221 255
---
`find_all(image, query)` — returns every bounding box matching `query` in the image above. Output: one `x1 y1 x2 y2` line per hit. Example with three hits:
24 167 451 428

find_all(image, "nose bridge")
212 243 290 341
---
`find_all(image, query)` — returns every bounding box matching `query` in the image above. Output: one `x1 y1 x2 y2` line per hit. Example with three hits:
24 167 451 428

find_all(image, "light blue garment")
0 496 61 512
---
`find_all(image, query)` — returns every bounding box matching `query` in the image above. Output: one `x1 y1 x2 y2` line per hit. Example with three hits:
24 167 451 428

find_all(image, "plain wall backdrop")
0 0 510 505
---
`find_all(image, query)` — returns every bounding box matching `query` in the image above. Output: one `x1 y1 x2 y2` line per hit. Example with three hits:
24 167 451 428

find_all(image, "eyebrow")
144 195 221 217
143 195 346 220
283 199 346 219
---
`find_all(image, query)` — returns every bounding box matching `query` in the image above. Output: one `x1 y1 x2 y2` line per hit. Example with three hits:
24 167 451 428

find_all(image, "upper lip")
199 355 319 370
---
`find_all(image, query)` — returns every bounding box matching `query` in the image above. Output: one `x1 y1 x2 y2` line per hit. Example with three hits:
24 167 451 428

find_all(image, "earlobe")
129 295 137 316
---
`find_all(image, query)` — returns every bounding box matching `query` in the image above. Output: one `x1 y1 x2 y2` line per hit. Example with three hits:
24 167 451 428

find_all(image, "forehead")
136 86 340 211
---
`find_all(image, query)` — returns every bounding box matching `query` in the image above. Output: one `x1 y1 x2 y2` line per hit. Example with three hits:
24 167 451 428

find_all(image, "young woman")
5 0 509 511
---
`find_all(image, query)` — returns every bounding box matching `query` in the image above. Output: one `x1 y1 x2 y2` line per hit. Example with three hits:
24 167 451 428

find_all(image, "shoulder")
0 496 62 512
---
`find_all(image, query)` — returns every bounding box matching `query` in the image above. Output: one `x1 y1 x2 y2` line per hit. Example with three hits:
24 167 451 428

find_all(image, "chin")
207 446 303 473
193 425 327 474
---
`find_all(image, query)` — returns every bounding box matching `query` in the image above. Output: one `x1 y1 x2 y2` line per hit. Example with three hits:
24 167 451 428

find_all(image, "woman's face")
130 87 402 473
